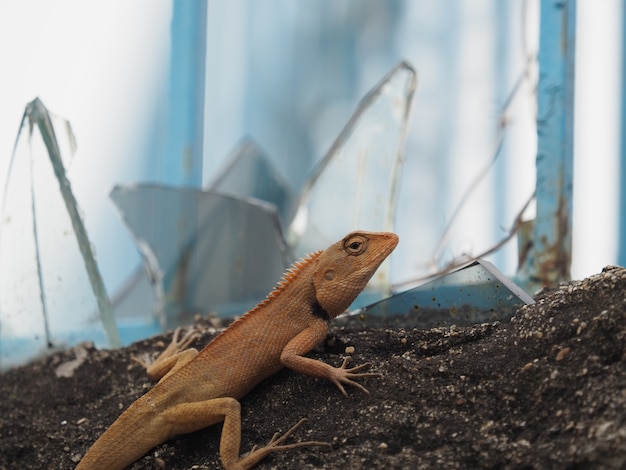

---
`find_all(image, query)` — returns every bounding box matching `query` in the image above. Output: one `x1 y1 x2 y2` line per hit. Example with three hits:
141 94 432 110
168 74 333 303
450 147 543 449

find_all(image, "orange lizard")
76 230 398 470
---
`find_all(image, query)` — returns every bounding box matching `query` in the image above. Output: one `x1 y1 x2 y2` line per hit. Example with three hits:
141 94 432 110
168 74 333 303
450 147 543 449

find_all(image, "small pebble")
556 347 570 361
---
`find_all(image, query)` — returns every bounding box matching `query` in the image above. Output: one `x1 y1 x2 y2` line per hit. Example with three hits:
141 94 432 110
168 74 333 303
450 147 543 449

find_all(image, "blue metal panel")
161 0 207 187
519 0 576 289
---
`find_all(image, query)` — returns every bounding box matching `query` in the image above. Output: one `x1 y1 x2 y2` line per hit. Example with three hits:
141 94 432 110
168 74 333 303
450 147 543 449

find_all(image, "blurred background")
0 0 623 363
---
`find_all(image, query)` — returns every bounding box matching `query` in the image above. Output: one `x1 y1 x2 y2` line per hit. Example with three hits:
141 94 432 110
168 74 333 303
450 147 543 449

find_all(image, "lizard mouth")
371 232 399 260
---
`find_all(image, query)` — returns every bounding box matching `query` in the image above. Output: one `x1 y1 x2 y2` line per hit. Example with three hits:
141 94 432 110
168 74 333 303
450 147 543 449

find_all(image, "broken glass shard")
288 62 417 306
0 98 118 370
108 265 161 344
345 259 535 329
110 184 291 326
208 138 297 228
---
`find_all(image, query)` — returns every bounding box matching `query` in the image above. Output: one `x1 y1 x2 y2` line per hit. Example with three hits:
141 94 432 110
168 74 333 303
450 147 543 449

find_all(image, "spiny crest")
253 249 322 310
209 250 323 344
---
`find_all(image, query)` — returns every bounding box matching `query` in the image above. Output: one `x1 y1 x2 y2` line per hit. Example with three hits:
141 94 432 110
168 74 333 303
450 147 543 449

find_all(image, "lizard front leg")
280 318 381 395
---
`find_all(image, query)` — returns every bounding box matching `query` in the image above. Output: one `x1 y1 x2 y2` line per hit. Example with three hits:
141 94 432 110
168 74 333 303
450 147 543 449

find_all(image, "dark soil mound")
1 266 625 469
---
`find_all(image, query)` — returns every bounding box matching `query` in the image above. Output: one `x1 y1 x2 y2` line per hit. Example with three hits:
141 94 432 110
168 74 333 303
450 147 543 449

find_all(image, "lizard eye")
343 235 368 255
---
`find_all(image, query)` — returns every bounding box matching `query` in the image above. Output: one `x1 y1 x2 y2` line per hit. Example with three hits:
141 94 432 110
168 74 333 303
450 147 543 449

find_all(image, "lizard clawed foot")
132 327 201 374
238 418 330 469
263 418 330 450
167 326 202 352
330 356 382 396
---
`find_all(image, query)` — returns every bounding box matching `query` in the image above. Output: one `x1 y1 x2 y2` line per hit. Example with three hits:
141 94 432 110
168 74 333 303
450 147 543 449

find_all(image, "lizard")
76 230 399 470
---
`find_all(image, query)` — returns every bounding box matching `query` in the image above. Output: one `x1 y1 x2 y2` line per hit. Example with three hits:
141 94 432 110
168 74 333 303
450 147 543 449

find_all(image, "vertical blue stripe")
162 0 207 187
617 2 626 266
494 0 511 270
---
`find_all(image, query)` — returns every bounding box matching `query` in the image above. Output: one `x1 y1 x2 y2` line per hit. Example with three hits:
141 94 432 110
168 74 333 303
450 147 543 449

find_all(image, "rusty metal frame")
518 0 576 290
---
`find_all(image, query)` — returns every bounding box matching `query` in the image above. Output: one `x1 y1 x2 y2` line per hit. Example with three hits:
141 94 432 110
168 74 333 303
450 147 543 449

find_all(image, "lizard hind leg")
162 400 328 470
232 418 331 470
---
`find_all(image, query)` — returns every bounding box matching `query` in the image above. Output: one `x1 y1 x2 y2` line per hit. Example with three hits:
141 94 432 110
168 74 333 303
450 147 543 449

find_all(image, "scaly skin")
76 230 399 470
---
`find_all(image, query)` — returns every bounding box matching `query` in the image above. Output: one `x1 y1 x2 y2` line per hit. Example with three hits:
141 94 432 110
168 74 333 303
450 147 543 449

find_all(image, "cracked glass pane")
0 99 116 370
288 62 417 306
209 138 297 228
110 184 291 326
344 260 535 329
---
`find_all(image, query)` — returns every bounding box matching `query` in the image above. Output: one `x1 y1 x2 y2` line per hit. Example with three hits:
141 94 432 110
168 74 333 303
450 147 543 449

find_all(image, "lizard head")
312 231 399 318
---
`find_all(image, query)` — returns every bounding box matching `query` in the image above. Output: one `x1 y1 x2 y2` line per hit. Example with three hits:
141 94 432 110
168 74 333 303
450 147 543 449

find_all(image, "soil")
1 265 625 469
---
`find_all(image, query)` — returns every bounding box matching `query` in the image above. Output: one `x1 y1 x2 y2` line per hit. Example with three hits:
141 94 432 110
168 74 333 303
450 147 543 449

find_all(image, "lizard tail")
76 400 168 470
